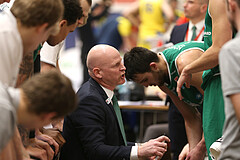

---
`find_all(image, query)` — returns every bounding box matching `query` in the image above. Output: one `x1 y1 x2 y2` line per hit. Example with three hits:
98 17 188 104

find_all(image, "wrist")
137 145 142 159
183 64 192 75
198 139 207 153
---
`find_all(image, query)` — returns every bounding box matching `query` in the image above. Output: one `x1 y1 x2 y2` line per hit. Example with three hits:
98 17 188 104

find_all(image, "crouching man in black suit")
60 44 170 160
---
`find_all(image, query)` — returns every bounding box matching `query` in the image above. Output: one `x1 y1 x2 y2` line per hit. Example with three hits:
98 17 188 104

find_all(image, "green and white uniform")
160 41 204 107
202 8 225 159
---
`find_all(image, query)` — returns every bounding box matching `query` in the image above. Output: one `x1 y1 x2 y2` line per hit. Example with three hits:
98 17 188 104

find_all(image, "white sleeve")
0 27 22 87
40 41 64 67
0 86 17 151
130 145 139 160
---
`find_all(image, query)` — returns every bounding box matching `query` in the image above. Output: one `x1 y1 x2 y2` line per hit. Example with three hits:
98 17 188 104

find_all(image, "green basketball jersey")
160 41 205 107
203 7 212 50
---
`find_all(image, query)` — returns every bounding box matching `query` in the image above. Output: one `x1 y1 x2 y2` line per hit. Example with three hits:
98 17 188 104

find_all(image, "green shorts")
202 75 225 159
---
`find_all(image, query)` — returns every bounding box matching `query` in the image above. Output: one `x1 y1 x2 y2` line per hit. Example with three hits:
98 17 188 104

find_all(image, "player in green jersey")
124 41 207 158
176 0 233 159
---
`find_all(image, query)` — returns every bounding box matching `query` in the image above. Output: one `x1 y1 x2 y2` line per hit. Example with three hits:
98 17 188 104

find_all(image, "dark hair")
124 47 159 81
63 0 83 26
21 70 77 118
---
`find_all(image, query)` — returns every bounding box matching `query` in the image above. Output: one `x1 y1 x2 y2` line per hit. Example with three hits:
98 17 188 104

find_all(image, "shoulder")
77 80 106 106
40 41 64 66
0 11 21 47
176 47 203 73
220 36 240 61
0 11 16 32
172 23 188 30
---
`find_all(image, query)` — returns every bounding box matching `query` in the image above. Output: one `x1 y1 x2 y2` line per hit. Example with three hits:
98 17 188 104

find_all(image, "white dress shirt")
185 19 205 42
101 85 139 160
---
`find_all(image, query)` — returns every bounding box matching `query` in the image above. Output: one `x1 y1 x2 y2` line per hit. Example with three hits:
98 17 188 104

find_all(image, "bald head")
86 44 126 90
87 44 119 73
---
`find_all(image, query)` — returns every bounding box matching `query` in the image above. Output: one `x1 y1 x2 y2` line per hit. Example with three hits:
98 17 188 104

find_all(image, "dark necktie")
191 26 197 40
112 95 127 146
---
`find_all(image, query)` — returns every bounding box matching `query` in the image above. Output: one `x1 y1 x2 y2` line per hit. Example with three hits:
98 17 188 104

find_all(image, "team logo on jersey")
204 31 211 36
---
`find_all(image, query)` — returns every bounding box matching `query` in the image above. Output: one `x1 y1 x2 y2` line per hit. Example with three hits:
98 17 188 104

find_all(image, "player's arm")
230 94 240 123
182 0 232 74
177 0 232 98
160 85 202 150
177 49 204 97
40 62 56 72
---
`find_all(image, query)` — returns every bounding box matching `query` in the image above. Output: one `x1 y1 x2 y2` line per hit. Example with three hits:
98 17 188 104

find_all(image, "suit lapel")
89 78 118 118
89 78 126 143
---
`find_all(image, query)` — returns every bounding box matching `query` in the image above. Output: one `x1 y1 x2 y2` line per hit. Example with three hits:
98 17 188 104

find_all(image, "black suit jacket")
60 78 134 160
169 23 189 45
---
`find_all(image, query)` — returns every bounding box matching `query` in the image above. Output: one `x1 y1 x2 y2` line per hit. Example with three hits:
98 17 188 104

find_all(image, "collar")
158 52 171 86
188 19 205 32
100 85 114 103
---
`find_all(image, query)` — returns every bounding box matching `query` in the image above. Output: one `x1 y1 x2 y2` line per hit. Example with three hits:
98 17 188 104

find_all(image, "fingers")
36 134 59 155
155 148 167 157
155 135 170 143
42 128 66 145
177 71 192 100
177 80 184 100
179 143 189 160
179 150 187 160
144 147 166 159
26 146 48 160
178 154 186 160
34 138 54 160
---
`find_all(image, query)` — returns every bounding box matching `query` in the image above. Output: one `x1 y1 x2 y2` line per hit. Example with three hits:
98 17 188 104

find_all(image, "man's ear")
200 4 208 13
149 62 158 71
93 68 102 78
59 20 67 28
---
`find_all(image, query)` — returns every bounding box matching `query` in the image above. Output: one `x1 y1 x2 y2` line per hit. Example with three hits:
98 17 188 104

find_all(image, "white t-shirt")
40 41 64 67
219 32 240 159
0 10 23 87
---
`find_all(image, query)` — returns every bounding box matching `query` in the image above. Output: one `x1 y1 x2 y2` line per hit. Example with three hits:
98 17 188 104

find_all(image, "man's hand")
35 132 60 154
26 145 48 160
179 143 189 160
138 136 170 159
177 68 192 100
42 128 66 148
179 142 206 160
52 119 64 132
185 144 206 160
27 138 54 160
